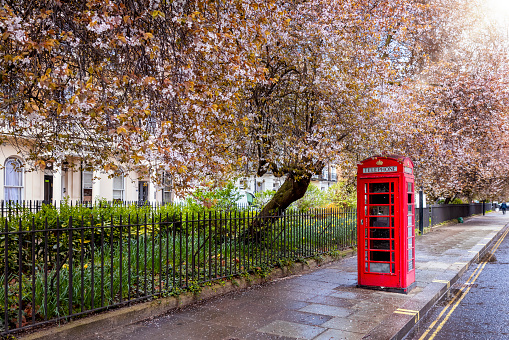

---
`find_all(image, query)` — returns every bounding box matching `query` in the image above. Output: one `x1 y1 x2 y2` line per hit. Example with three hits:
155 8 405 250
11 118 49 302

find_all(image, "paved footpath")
85 213 509 340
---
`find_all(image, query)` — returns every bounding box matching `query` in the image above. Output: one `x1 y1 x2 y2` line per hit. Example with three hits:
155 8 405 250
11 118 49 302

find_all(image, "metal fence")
0 208 357 335
415 204 431 232
0 200 257 218
416 202 493 232
429 202 492 227
0 200 155 217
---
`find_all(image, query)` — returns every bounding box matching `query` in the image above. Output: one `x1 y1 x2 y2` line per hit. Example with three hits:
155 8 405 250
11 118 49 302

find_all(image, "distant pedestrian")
501 202 507 215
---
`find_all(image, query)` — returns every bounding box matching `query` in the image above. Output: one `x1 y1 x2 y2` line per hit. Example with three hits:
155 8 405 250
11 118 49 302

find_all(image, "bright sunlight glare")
484 0 509 27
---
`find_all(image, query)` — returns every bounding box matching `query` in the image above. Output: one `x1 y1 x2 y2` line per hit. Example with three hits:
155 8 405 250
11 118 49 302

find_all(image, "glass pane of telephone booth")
369 183 390 193
370 251 390 262
369 194 390 204
366 181 396 274
407 181 415 273
370 228 390 238
370 206 390 215
370 263 390 273
370 240 390 250
370 216 390 228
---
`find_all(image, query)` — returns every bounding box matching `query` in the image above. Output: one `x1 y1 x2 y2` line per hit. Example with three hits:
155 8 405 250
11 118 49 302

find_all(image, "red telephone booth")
357 155 415 293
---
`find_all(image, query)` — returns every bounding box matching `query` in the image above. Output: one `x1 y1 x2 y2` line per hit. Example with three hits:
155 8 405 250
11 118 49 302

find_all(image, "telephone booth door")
359 178 400 288
357 155 415 293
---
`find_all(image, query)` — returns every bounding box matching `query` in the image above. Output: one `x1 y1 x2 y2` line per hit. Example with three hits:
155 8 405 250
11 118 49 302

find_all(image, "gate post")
419 188 424 234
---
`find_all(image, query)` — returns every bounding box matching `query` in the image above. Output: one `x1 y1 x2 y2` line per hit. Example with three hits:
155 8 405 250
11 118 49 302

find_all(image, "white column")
149 180 157 203
92 173 102 202
53 168 63 202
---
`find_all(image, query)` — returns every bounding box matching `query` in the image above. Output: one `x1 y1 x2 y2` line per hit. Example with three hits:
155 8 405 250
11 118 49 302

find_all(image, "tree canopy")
1 0 508 205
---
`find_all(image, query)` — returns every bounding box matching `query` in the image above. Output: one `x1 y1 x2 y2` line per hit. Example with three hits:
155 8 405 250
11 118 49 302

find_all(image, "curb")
18 250 355 340
363 221 509 340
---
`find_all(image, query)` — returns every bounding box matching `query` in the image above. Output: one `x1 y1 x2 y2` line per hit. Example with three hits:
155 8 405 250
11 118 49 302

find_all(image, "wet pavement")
407 216 509 340
82 213 509 340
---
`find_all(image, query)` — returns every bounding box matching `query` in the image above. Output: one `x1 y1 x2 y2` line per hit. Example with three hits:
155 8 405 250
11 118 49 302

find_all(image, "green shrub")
252 190 276 209
292 184 328 211
326 181 357 208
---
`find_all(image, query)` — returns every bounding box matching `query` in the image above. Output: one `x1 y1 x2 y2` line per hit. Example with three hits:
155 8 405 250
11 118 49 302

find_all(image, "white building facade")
2 140 338 205
0 144 173 204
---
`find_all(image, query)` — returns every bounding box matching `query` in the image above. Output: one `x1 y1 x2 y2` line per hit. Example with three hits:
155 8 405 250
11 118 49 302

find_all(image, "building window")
331 166 337 181
4 157 23 202
82 170 93 202
322 167 329 181
256 180 264 192
113 170 125 201
239 178 249 190
162 173 172 204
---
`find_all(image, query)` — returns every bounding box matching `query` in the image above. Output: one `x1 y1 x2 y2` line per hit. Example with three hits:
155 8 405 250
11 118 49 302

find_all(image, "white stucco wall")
0 142 181 204
0 144 42 201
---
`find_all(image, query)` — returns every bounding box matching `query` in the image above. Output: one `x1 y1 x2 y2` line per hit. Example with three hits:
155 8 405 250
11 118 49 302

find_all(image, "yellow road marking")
432 280 450 288
395 311 416 315
395 308 420 322
397 308 419 313
419 262 484 340
419 227 509 340
428 262 487 339
417 290 463 340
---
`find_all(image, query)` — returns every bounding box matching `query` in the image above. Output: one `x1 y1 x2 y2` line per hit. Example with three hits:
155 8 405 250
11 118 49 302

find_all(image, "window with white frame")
113 170 125 201
322 167 329 180
162 173 172 204
331 166 337 181
82 170 93 202
4 157 24 202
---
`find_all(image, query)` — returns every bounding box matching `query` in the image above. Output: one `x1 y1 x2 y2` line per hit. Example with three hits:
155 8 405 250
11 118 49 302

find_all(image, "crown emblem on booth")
376 160 383 166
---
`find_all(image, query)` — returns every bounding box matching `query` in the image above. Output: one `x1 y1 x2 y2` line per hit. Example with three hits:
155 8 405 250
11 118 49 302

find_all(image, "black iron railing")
416 202 493 233
0 200 256 218
0 208 357 335
429 203 492 227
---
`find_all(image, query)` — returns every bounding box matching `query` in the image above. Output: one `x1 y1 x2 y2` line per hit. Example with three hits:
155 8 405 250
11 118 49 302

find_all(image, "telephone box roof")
359 155 414 168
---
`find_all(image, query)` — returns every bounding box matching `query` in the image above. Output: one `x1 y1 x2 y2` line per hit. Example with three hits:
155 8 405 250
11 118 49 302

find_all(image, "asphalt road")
407 225 509 340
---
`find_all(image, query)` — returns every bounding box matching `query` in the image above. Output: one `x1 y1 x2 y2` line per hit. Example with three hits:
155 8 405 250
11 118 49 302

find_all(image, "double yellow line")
418 227 509 340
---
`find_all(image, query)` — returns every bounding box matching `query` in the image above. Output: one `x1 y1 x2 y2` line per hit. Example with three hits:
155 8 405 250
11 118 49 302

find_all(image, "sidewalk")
84 212 509 340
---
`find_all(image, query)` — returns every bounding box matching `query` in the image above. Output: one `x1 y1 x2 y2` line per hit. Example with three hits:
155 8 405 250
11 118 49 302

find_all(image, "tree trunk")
247 172 312 241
